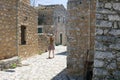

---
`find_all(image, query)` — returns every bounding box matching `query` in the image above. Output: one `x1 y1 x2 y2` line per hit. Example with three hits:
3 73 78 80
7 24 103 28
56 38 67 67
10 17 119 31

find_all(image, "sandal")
48 57 52 59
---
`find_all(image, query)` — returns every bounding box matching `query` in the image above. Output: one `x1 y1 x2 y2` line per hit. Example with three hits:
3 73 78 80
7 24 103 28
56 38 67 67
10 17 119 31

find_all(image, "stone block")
96 36 116 43
118 22 120 28
117 62 120 69
95 41 107 51
116 51 120 57
117 58 120 63
96 29 103 35
106 62 117 69
96 2 104 8
113 22 118 29
94 60 104 67
109 30 120 36
113 71 120 76
67 37 76 42
97 9 116 14
96 20 112 28
95 51 115 59
103 29 109 35
116 38 120 44
96 14 103 19
105 3 112 9
113 3 120 11
110 44 120 50
108 15 120 21
93 68 108 76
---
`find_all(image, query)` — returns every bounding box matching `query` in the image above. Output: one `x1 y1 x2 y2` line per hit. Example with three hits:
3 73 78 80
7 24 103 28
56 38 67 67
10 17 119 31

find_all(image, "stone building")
67 0 96 80
67 0 120 80
93 0 120 80
38 33 49 54
0 0 38 60
37 4 67 45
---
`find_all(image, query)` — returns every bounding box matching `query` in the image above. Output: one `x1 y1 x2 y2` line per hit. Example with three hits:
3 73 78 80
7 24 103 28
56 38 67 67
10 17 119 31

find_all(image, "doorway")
60 33 62 45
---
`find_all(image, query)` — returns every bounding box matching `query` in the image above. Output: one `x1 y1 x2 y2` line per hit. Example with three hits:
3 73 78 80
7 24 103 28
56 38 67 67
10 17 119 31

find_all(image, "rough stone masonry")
0 0 38 69
0 0 38 60
67 0 96 80
93 0 120 80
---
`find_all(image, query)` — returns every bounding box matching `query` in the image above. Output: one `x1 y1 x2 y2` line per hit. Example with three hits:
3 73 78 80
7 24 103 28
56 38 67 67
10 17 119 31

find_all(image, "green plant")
38 51 44 55
10 63 17 69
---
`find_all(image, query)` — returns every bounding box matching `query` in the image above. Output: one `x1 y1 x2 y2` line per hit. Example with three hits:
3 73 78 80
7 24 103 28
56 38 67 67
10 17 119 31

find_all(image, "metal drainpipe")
16 0 19 58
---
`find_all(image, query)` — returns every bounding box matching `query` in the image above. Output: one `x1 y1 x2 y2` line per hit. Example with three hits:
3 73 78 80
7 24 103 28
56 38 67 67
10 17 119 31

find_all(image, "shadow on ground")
51 68 69 80
4 69 15 72
52 68 86 80
55 51 67 56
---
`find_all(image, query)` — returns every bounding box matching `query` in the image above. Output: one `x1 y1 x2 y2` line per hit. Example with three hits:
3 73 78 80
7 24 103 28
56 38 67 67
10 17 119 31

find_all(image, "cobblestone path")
0 46 68 80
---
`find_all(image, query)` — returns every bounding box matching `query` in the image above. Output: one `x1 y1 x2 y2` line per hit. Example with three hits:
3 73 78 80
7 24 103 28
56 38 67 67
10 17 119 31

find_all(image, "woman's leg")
48 50 51 58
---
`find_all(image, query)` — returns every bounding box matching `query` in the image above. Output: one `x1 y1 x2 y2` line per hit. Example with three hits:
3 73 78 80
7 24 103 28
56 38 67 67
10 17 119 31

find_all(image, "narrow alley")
0 46 67 80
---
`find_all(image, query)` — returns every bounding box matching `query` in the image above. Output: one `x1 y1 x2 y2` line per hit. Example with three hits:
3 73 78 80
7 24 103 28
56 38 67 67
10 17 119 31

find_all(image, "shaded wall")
93 0 120 80
67 0 96 79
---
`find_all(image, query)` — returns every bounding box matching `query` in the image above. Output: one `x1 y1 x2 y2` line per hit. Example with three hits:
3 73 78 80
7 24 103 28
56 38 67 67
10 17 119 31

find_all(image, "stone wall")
0 0 18 60
38 34 49 54
20 0 30 5
42 25 55 34
18 2 38 59
0 0 38 60
93 0 120 80
67 0 96 79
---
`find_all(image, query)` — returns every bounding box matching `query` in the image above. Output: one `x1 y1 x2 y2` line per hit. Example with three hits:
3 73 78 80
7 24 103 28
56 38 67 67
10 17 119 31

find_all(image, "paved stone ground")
0 45 68 80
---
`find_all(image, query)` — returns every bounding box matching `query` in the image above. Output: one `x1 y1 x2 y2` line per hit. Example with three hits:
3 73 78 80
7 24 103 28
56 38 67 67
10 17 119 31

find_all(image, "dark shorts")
48 44 55 50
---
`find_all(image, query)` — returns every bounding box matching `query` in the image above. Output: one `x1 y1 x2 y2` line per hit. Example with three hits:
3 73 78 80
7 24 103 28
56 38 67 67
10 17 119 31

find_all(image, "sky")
31 0 68 8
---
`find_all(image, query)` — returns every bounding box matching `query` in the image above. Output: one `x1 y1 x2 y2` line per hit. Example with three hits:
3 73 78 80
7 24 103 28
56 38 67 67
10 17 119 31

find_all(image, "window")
60 34 62 45
21 26 26 45
38 28 43 33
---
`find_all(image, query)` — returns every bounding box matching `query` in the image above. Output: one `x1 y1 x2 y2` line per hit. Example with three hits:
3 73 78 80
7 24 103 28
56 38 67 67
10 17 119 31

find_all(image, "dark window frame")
38 28 43 33
21 25 26 45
